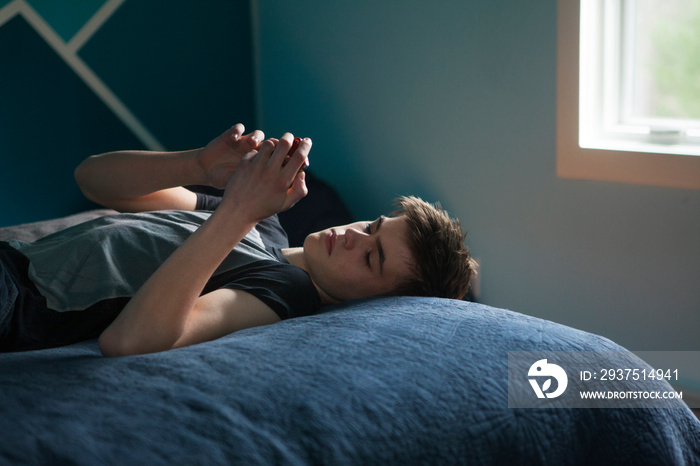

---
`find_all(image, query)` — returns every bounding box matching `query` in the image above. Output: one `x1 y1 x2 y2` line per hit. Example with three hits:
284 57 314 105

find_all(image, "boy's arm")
98 133 310 357
74 124 263 212
171 287 282 350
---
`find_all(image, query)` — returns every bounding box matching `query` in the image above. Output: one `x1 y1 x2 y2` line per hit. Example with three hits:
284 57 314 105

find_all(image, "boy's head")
388 196 475 300
302 196 475 303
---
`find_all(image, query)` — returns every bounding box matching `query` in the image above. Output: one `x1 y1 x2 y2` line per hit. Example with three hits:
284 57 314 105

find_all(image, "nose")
342 227 367 250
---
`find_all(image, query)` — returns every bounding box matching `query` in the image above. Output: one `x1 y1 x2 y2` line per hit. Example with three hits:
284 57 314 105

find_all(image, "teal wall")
254 0 700 361
0 0 254 226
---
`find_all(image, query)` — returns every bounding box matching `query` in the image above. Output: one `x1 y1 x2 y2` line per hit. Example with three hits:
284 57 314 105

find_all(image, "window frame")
557 0 700 190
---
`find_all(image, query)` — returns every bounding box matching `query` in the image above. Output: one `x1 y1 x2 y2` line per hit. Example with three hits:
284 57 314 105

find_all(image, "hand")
196 123 265 188
221 133 311 222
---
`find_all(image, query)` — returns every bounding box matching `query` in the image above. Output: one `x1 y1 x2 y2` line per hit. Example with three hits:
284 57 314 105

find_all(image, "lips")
325 230 336 256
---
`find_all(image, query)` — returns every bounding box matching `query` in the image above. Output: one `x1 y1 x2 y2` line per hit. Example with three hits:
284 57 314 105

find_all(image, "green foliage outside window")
650 1 700 119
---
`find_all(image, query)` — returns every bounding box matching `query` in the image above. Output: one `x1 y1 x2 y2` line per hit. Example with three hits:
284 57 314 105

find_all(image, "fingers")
242 132 311 186
288 137 302 157
247 130 265 148
269 133 294 167
282 170 308 211
255 139 277 162
256 133 299 168
230 123 245 141
231 123 265 149
283 137 311 175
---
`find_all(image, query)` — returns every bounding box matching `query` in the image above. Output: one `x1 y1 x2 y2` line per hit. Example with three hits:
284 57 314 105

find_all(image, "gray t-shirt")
10 210 275 312
0 211 321 351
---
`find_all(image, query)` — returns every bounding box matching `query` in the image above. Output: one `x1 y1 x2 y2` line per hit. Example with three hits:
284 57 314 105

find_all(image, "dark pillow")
277 171 354 247
187 171 354 248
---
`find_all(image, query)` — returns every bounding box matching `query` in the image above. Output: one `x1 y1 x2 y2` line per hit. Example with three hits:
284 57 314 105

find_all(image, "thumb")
282 171 308 211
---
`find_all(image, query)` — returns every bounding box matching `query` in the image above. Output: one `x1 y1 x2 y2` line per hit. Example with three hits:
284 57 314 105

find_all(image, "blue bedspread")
1 297 699 465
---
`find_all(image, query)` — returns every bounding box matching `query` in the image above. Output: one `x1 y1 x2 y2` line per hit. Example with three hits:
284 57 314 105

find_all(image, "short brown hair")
390 196 476 300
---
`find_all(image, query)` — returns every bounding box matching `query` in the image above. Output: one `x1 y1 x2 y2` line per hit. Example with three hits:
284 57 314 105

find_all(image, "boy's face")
303 216 414 304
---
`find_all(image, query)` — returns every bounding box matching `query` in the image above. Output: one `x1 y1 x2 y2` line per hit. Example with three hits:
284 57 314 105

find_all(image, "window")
557 0 700 190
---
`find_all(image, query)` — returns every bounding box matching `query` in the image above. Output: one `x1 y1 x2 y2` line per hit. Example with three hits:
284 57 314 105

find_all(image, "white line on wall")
0 0 21 26
0 0 165 151
67 0 127 53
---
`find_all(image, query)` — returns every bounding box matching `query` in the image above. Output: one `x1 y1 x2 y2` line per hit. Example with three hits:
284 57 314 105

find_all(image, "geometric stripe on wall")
0 0 164 149
0 0 254 226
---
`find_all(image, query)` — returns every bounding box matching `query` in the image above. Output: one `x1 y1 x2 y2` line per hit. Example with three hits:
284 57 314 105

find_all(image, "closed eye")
365 223 373 268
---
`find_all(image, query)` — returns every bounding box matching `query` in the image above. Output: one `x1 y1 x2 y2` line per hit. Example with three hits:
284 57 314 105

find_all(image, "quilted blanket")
1 297 698 465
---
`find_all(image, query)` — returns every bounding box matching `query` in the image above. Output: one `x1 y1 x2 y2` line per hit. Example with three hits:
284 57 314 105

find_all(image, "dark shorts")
0 243 124 352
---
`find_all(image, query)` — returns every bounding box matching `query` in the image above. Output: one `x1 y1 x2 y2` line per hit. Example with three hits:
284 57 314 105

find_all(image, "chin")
303 232 320 254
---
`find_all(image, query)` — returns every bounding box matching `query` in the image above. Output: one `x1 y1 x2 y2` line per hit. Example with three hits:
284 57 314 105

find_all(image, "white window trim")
557 0 700 190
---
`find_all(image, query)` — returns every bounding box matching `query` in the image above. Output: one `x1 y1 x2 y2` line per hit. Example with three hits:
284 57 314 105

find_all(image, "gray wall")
255 0 700 362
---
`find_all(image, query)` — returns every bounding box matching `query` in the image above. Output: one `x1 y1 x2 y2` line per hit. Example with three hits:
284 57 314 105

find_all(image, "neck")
281 247 339 306
281 247 305 269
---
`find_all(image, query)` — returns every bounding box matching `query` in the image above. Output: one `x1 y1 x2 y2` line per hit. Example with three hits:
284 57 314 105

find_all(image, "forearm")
74 149 205 211
99 206 255 356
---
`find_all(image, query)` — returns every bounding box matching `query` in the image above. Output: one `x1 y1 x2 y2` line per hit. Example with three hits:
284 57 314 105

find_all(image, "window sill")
557 0 700 191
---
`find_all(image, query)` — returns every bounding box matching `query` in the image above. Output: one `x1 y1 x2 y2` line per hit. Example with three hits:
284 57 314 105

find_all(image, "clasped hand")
196 123 265 188
219 130 311 223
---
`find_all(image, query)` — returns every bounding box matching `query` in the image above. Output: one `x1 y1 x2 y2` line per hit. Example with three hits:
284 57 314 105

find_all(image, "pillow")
1 297 697 464
0 209 117 242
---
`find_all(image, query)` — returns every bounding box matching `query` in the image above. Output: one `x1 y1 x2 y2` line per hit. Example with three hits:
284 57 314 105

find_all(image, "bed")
1 202 699 465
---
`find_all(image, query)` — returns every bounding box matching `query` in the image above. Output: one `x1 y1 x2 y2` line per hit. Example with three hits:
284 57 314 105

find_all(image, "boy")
0 125 474 356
